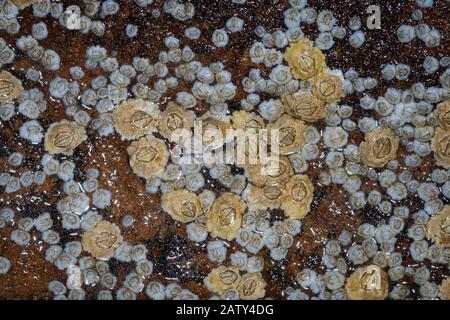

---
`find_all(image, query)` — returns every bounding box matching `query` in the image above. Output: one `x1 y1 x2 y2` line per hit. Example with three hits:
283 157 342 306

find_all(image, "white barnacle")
211 29 229 48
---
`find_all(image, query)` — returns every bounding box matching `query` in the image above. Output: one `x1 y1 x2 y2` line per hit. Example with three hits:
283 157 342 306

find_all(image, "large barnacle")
44 120 87 156
345 265 388 300
281 174 314 219
439 277 450 300
0 71 23 104
436 100 450 129
284 38 326 80
239 272 267 300
426 205 450 247
312 69 344 103
431 127 450 169
242 183 285 211
243 155 293 187
204 266 241 295
10 0 37 9
267 114 307 155
281 90 326 122
113 99 160 140
81 221 123 261
360 128 400 168
158 102 195 140
231 110 265 133
161 189 202 223
127 135 169 180
206 193 246 241
197 114 232 149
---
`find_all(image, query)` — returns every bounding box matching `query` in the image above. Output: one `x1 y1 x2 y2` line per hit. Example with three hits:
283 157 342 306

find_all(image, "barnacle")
127 135 169 180
284 38 326 80
242 183 285 211
158 102 195 140
312 69 344 103
360 128 400 168
44 120 87 156
267 114 307 155
231 110 265 133
439 277 450 300
281 90 326 122
431 127 450 169
0 71 23 104
345 265 388 300
239 272 267 300
243 155 293 187
161 189 202 223
204 266 241 295
206 193 246 241
281 174 314 219
426 205 450 247
197 114 232 149
113 99 160 140
436 101 450 129
81 220 123 260
10 0 38 9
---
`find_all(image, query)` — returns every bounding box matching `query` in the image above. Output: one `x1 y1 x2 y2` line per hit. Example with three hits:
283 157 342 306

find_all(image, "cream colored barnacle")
267 114 307 155
198 114 232 149
431 127 450 169
113 99 160 140
231 110 266 133
281 174 314 220
206 193 246 241
10 0 38 10
44 120 87 156
345 265 388 300
159 102 195 140
360 128 399 168
204 266 241 295
243 156 294 187
312 69 344 104
426 205 450 247
239 272 267 300
242 183 284 211
127 135 169 180
438 277 450 300
281 90 326 122
436 100 450 129
161 189 202 223
81 220 123 260
0 71 23 104
284 38 326 80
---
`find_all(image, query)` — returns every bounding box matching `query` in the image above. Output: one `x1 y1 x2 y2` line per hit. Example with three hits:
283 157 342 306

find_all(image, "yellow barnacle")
198 114 232 149
244 155 294 187
206 193 246 241
281 174 314 220
239 272 267 300
161 189 202 223
10 0 37 9
204 266 241 295
345 265 389 300
284 38 326 80
0 70 23 104
360 128 400 168
267 114 307 155
127 135 169 180
81 220 123 261
311 69 344 104
281 90 326 122
113 98 160 140
436 100 450 129
426 205 450 247
242 183 284 211
44 120 87 156
231 110 266 133
159 102 196 141
431 127 450 169
439 277 450 300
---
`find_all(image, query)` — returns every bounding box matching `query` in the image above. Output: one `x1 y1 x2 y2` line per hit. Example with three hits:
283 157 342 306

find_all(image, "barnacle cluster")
0 0 448 301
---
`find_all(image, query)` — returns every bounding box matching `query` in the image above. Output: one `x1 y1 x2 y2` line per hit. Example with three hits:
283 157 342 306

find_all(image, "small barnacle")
161 189 201 223
315 32 334 51
323 126 348 149
184 26 201 40
42 230 60 245
0 70 23 104
113 99 160 140
44 120 87 155
11 229 31 246
204 266 241 295
226 16 244 33
349 30 365 48
207 240 227 263
41 49 60 71
431 127 450 169
81 220 122 260
360 128 399 168
397 24 416 43
281 174 313 220
258 98 284 121
127 135 168 180
267 114 307 155
19 120 44 144
284 38 325 80
0 256 11 275
281 90 325 122
239 272 266 300
312 69 344 103
426 205 450 246
206 193 246 241
212 29 229 48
